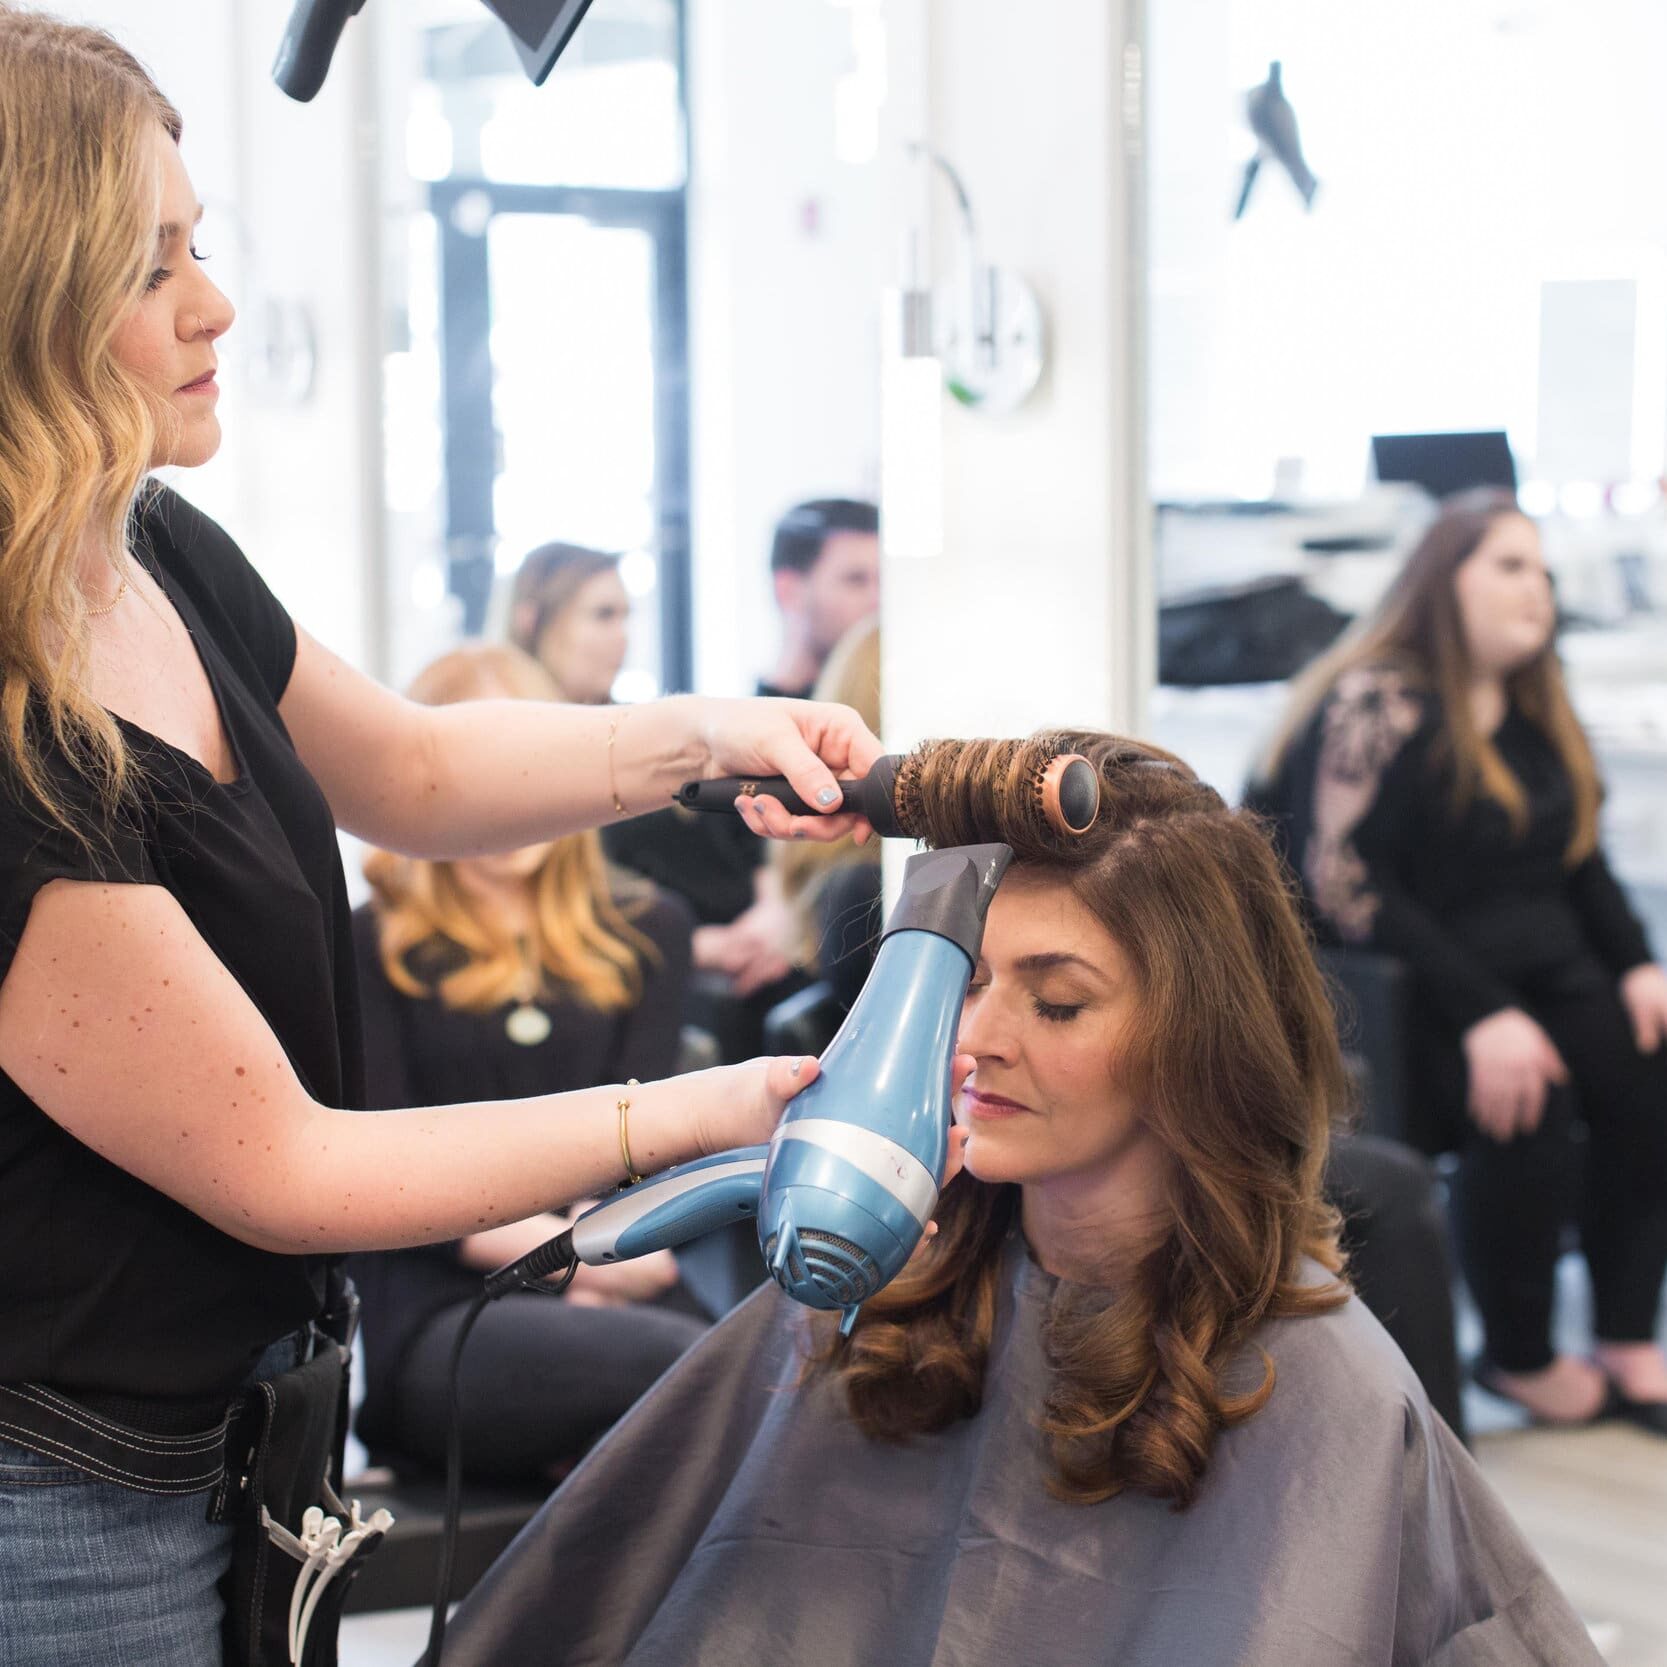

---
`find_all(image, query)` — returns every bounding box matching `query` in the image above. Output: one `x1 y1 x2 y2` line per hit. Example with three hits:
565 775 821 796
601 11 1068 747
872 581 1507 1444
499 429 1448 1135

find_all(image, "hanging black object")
1159 576 1348 687
274 0 598 102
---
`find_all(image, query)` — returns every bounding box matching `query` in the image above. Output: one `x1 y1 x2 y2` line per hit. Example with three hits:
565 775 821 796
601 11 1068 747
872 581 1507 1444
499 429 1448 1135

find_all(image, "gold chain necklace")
83 558 131 618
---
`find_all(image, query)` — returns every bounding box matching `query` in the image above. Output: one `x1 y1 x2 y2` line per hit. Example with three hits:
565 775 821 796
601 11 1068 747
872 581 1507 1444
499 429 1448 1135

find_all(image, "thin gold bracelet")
606 711 627 818
618 1078 644 1184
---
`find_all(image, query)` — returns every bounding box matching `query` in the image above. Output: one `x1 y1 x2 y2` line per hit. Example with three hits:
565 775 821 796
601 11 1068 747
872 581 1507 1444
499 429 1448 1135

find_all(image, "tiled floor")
341 1605 433 1667
1473 1420 1667 1667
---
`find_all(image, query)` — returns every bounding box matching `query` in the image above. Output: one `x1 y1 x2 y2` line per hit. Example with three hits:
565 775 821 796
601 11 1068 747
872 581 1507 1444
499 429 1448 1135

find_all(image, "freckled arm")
277 627 707 859
0 880 720 1255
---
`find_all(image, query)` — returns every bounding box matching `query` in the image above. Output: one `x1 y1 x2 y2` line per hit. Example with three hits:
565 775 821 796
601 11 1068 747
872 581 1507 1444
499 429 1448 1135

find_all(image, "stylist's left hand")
698 697 883 845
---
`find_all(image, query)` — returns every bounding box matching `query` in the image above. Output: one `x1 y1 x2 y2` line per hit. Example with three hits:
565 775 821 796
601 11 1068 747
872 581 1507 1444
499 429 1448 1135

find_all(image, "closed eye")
143 244 210 296
1031 997 1082 1023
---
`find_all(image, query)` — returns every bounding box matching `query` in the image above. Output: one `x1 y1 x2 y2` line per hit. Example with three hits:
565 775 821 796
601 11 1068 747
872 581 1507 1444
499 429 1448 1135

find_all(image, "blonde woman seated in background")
437 733 1598 1667
506 541 630 705
350 645 706 1484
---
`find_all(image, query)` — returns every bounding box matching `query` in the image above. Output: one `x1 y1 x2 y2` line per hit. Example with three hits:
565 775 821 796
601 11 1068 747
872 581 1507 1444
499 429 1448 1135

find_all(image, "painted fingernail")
816 786 839 807
790 1057 804 1077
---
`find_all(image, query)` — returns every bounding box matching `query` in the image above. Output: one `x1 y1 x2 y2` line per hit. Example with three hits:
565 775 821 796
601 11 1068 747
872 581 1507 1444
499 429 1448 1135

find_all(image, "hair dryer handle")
568 1146 769 1264
482 1147 769 1299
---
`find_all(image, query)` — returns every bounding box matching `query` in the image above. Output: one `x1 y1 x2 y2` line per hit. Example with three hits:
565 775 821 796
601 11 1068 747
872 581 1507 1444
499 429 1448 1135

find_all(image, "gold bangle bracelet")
618 1078 644 1184
606 711 627 818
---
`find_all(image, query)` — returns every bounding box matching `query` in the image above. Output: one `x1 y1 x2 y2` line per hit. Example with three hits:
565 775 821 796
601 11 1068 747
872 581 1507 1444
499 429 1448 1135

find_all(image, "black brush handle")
676 776 820 817
675 756 903 837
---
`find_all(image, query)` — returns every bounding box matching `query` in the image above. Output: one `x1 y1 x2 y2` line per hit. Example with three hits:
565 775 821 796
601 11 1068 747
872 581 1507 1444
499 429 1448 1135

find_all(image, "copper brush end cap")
1038 753 1100 836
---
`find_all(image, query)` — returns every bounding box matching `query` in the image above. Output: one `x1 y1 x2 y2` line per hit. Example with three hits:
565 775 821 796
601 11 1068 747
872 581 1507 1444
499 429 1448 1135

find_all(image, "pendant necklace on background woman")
506 938 552 1046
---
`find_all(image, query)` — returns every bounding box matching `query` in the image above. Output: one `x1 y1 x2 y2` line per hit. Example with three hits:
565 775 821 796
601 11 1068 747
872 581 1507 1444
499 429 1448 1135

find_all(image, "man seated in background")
758 497 880 698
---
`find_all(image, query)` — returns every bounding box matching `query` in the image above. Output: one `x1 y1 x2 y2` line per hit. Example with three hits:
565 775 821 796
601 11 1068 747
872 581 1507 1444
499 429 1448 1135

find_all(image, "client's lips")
962 1087 1033 1119
178 368 217 392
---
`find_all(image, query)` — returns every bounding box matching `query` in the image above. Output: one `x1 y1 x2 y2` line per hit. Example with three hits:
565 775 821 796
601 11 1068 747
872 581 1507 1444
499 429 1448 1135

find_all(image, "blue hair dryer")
492 843 1012 1332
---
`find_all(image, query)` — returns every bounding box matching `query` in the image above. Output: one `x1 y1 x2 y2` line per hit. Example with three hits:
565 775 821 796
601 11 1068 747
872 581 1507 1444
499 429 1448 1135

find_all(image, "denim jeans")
0 1333 304 1667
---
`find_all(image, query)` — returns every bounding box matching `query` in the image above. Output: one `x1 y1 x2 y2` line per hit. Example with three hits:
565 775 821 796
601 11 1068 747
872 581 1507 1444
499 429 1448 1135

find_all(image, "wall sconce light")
879 147 1046 562
909 142 1046 415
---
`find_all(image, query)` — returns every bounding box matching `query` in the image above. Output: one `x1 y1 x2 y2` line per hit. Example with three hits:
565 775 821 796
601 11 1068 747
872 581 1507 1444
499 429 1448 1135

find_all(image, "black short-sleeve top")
0 484 364 1404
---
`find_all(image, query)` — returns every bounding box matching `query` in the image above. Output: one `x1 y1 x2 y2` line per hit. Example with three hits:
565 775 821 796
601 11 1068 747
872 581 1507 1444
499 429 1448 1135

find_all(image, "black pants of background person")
1407 961 1667 1377
357 1285 709 1484
1325 1133 1468 1443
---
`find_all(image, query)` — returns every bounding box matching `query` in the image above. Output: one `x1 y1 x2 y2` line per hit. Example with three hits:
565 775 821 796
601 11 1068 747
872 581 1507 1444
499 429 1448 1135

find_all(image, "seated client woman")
438 732 1599 1665
350 644 706 1484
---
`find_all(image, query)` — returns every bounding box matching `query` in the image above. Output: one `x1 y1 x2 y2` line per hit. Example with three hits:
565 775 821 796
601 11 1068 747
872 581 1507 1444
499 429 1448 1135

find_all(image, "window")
384 0 690 696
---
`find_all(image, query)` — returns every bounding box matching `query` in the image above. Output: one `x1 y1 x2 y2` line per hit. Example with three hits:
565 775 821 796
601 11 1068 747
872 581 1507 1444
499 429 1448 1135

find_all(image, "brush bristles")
893 751 927 839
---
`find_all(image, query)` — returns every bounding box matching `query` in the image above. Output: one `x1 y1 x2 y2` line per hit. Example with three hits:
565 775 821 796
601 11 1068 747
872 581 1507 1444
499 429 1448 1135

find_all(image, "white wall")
685 0 893 696
880 0 1149 749
1148 0 1667 501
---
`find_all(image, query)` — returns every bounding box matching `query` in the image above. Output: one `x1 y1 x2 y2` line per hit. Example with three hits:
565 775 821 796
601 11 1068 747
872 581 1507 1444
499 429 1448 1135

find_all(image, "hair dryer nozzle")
883 844 1013 963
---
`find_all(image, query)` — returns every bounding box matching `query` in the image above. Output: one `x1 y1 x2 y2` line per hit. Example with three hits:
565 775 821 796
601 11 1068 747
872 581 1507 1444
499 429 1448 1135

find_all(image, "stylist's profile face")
1452 514 1556 676
954 874 1153 1188
109 125 234 470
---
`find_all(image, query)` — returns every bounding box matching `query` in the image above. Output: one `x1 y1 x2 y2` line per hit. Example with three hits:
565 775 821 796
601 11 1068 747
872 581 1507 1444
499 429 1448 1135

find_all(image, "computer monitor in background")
1370 431 1517 502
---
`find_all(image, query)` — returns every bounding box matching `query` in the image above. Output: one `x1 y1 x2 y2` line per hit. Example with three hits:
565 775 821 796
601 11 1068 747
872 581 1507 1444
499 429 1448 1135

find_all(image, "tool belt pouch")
209 1340 382 1667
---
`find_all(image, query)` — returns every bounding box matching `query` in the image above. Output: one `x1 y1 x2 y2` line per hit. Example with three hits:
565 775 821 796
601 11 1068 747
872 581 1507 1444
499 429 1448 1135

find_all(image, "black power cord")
422 1232 579 1666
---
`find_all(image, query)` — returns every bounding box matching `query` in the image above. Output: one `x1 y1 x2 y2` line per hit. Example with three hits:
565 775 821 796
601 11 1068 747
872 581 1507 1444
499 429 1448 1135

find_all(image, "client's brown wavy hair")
809 731 1350 1509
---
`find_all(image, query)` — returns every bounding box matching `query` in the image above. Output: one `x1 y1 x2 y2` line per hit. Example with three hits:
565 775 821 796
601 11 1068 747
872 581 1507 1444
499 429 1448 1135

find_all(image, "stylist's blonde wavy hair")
363 645 658 1014
0 11 184 841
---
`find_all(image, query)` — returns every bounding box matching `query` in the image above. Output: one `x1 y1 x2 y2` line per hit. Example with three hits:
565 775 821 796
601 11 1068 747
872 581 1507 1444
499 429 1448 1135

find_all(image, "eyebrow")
156 207 206 244
1012 952 1097 975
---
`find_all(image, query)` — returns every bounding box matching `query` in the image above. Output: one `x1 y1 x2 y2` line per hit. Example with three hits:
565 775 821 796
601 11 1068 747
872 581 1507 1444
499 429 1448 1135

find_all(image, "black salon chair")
340 1471 548 1615
762 980 845 1058
1315 947 1413 1143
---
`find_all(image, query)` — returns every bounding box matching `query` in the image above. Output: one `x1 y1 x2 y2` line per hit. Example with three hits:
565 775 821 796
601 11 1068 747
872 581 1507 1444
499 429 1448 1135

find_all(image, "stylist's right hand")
1462 1007 1568 1142
701 1054 975 1178
699 1055 823 1154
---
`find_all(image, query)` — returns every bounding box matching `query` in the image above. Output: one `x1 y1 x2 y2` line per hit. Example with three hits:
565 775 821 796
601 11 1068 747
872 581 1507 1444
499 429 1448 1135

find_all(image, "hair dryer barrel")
515 844 1014 1331
758 843 1012 1329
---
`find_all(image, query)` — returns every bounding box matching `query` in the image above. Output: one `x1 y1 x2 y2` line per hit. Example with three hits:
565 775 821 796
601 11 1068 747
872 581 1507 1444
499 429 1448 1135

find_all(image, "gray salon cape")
440 1245 1599 1667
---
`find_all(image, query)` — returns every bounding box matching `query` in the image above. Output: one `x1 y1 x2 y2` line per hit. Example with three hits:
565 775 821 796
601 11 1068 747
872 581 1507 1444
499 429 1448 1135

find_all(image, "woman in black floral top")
1253 490 1667 1433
